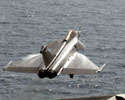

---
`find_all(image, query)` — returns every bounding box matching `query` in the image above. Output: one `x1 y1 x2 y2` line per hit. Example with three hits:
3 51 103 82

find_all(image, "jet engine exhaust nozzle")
38 69 57 79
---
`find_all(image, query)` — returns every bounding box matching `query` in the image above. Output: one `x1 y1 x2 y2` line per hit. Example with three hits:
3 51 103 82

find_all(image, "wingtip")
97 64 106 73
3 67 7 71
3 60 12 71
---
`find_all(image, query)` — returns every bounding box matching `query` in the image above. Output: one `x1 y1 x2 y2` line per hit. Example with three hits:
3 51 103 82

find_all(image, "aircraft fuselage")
38 30 78 79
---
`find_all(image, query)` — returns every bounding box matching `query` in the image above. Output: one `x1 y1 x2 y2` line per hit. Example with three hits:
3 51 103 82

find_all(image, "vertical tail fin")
41 47 54 67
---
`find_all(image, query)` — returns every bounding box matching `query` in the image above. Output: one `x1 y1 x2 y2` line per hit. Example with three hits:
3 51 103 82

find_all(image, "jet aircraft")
3 30 105 79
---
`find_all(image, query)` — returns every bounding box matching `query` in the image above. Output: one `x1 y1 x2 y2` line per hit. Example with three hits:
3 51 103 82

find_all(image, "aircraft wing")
75 40 86 51
62 52 105 75
3 53 45 73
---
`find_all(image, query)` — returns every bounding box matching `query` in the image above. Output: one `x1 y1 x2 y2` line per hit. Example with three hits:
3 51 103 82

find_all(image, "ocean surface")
0 0 125 100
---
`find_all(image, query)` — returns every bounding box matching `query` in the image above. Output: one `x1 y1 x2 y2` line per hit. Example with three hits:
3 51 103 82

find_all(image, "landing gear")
69 74 74 78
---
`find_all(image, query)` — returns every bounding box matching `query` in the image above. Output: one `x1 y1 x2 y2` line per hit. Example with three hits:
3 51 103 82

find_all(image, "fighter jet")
3 30 105 79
